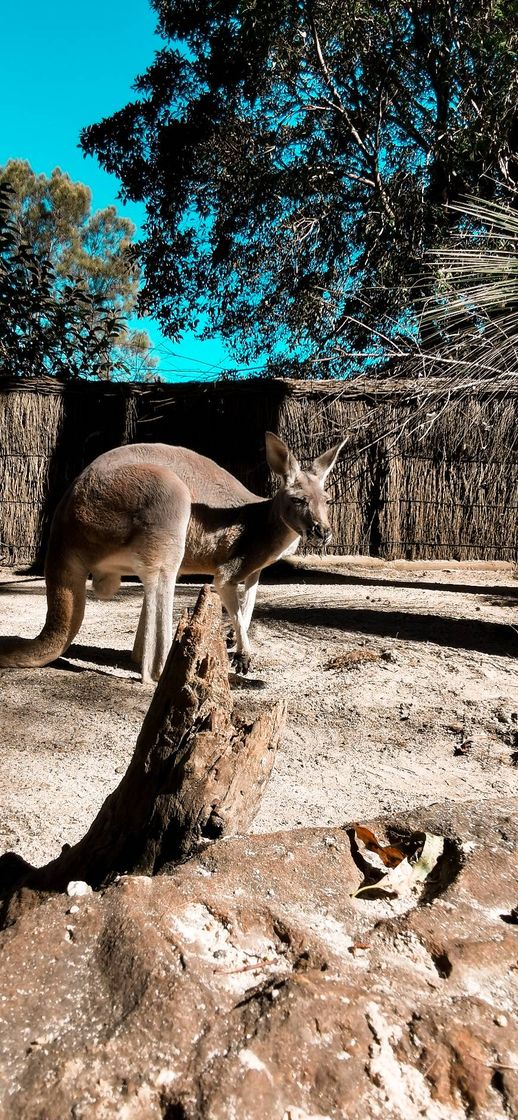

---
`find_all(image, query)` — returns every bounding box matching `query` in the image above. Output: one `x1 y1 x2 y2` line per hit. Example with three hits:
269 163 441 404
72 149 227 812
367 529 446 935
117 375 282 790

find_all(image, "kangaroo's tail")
0 553 87 668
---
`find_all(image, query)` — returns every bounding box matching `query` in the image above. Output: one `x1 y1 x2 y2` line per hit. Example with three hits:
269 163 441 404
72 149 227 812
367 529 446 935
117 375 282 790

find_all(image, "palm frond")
419 191 518 384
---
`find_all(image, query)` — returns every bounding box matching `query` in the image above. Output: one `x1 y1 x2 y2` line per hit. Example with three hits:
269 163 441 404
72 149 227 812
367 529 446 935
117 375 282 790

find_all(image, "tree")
0 182 119 379
80 0 518 377
0 161 158 380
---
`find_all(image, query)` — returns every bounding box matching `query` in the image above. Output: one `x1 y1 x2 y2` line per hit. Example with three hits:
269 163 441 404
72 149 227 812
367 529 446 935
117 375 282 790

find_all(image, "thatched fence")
0 376 516 566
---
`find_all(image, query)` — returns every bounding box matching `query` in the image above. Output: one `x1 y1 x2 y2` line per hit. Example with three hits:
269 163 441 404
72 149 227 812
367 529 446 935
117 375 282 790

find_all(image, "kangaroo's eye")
291 496 306 506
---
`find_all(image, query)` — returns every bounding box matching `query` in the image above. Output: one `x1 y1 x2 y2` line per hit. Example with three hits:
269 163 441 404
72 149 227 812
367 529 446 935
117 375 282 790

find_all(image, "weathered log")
0 585 286 896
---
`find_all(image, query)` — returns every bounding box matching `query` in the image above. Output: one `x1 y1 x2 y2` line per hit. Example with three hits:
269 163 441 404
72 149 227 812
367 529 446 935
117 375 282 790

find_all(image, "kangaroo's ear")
265 432 300 483
311 438 346 483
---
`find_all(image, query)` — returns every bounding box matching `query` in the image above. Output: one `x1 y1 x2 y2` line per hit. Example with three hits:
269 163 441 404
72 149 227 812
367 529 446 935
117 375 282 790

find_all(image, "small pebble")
66 881 92 897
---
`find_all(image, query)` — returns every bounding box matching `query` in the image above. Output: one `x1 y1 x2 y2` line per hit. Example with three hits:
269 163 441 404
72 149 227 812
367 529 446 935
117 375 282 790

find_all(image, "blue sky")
0 0 239 381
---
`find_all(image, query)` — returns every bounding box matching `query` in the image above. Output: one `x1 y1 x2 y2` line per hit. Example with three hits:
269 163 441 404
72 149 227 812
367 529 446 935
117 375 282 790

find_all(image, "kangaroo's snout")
309 521 332 545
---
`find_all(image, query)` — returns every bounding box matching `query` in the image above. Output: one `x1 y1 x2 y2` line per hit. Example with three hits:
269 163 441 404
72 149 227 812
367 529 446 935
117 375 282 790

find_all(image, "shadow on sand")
254 601 517 659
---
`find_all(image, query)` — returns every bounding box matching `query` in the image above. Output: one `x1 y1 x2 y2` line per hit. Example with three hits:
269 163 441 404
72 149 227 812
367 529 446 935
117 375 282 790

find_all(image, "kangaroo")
0 433 344 682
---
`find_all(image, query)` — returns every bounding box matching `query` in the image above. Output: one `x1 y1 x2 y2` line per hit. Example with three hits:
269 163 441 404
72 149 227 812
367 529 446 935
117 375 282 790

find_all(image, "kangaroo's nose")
311 522 331 544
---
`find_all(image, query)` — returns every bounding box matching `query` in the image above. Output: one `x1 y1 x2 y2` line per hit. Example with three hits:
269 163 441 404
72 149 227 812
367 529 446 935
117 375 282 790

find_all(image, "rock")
0 798 517 1119
66 881 93 897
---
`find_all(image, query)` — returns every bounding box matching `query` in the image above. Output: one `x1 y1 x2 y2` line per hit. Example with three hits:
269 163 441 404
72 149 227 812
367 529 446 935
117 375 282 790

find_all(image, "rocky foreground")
0 797 516 1120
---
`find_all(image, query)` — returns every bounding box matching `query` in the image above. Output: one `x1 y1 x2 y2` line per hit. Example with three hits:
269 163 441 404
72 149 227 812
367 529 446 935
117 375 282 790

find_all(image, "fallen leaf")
409 833 445 882
353 824 406 868
352 856 414 897
351 832 445 899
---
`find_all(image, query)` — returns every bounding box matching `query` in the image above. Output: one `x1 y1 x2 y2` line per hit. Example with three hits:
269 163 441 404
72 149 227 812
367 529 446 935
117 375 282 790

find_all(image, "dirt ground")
0 556 516 868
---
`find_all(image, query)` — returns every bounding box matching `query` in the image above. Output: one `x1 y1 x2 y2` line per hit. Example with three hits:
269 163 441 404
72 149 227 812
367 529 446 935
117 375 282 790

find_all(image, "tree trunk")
0 585 286 898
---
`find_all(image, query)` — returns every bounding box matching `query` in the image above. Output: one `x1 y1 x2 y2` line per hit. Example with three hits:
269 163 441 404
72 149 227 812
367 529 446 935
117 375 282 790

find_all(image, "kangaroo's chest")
179 505 300 581
180 516 243 575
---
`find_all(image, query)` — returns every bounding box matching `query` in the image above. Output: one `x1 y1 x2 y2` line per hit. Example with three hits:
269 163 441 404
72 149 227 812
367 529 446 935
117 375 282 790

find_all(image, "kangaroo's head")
265 431 345 545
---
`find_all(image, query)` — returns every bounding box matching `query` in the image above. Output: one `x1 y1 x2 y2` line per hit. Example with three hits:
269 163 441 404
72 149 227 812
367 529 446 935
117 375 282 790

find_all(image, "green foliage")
80 0 518 376
0 182 119 379
0 162 158 380
424 191 518 379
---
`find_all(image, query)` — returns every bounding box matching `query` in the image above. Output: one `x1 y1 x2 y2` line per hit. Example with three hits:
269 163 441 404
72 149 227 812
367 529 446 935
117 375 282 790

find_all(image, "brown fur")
0 434 344 680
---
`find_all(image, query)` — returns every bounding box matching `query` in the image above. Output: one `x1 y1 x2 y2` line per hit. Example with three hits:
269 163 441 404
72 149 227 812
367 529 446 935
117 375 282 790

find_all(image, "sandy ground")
0 557 516 868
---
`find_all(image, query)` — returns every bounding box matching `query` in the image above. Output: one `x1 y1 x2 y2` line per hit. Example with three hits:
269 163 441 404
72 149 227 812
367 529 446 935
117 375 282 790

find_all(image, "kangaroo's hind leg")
132 598 146 667
139 567 179 683
133 471 192 683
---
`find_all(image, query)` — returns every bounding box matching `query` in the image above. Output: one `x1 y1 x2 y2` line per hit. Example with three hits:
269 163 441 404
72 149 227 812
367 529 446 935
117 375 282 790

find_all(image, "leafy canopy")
81 0 518 376
0 161 158 380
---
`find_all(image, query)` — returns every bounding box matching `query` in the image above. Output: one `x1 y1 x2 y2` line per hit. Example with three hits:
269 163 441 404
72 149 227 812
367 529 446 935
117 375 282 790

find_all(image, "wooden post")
0 586 286 897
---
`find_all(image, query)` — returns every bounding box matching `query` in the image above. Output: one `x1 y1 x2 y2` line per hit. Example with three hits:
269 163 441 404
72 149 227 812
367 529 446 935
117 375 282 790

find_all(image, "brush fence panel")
0 378 516 565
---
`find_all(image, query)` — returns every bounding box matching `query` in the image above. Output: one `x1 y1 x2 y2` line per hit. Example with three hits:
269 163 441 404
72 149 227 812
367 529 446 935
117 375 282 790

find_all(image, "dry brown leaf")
353 824 406 868
352 833 445 899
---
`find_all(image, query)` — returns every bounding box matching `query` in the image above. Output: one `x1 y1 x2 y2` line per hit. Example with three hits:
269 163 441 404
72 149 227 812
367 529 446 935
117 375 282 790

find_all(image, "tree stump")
0 585 286 897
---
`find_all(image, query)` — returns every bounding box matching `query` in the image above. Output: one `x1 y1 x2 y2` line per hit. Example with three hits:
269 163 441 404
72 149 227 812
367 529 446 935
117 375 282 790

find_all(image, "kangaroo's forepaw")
231 650 250 675
226 629 237 651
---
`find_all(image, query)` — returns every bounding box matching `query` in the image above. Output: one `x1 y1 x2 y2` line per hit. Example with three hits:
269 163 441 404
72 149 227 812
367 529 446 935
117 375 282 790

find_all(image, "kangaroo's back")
0 433 344 681
92 443 259 508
